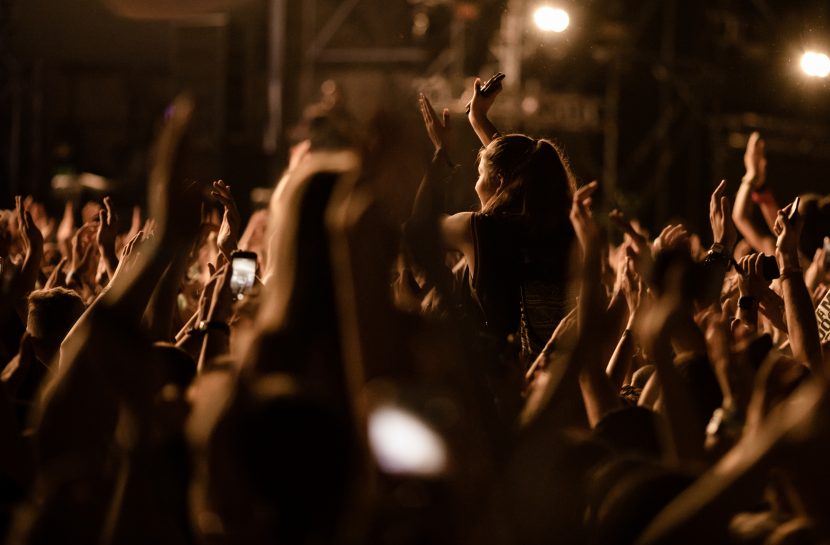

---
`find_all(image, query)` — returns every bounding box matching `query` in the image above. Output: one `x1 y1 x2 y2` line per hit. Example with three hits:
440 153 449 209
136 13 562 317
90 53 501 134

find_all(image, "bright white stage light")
533 6 570 33
368 405 448 476
801 51 830 78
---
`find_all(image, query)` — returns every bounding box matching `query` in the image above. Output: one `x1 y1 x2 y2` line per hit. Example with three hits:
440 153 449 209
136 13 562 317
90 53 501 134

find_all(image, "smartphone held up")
230 250 257 300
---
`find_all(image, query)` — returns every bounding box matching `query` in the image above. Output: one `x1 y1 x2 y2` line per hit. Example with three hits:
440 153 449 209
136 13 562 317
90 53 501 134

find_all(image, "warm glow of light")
533 6 570 33
368 405 448 476
801 51 830 78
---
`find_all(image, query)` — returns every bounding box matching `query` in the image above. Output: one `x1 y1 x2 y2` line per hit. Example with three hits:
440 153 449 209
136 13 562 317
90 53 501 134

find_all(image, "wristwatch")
705 243 729 264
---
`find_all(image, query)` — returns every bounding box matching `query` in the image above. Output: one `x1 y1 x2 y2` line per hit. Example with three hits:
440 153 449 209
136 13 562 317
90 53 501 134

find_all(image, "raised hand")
23 196 53 240
467 72 504 117
0 212 12 260
66 222 98 289
620 256 644 321
653 224 690 255
16 195 44 258
736 253 769 295
147 92 204 247
608 209 647 251
418 93 451 153
736 252 788 333
710 179 737 251
772 197 823 371
466 73 504 146
569 181 600 253
212 180 240 259
609 208 654 280
11 196 46 320
773 198 804 271
96 196 119 278
56 201 75 258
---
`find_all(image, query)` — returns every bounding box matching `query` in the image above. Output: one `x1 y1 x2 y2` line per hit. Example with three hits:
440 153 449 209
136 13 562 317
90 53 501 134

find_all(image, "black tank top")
467 212 575 363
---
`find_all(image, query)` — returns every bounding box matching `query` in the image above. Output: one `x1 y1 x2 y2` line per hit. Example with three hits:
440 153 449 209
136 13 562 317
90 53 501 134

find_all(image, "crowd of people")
1 74 830 545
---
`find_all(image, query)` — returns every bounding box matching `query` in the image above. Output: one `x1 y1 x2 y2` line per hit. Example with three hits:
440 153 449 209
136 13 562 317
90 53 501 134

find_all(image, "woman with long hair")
408 77 579 366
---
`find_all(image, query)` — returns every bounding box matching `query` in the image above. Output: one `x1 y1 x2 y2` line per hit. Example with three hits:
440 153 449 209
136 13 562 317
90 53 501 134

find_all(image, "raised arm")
606 257 644 389
12 197 44 322
212 179 241 260
732 132 776 255
570 182 623 427
37 93 200 464
640 295 707 464
404 94 472 294
467 74 503 147
95 196 119 280
774 199 824 374
197 264 233 372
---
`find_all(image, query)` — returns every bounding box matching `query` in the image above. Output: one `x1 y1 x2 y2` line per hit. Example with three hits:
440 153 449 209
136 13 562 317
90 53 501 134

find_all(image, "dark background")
2 0 830 234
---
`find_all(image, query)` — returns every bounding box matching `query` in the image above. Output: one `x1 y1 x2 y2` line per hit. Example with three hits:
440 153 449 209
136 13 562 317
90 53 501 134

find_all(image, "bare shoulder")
441 212 474 250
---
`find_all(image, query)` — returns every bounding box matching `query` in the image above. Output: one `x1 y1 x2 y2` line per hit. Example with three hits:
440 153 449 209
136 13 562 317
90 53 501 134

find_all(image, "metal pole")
263 0 286 156
603 58 621 200
655 0 676 226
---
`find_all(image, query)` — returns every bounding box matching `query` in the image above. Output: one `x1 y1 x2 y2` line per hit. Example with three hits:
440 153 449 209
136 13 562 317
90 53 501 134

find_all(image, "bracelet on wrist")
751 190 775 204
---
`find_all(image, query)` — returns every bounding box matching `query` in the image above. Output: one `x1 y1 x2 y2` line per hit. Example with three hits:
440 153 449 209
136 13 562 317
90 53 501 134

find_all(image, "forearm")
577 245 622 425
758 286 788 333
606 328 636 389
468 114 500 147
407 148 455 226
654 351 706 463
174 306 202 360
780 270 822 371
403 149 459 295
733 180 775 254
604 294 630 356
198 328 230 372
580 361 623 427
100 247 119 281
578 252 605 333
758 196 780 232
11 250 42 323
144 252 190 341
102 237 179 328
175 310 199 342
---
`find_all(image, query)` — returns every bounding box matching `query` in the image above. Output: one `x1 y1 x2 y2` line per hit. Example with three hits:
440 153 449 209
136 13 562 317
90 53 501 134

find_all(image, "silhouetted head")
27 288 85 365
476 135 576 228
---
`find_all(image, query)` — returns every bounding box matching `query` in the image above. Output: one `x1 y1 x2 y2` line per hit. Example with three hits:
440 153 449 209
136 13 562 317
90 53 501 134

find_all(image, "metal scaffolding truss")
296 0 429 99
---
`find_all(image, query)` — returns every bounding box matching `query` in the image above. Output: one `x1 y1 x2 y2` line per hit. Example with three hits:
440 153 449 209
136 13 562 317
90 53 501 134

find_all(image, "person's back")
467 211 575 360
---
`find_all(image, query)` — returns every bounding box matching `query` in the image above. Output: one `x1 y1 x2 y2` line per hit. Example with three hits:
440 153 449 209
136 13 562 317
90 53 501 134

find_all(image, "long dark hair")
479 134 577 230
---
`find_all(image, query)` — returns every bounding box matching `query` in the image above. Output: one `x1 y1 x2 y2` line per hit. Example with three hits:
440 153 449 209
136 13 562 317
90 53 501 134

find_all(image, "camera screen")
230 257 256 296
